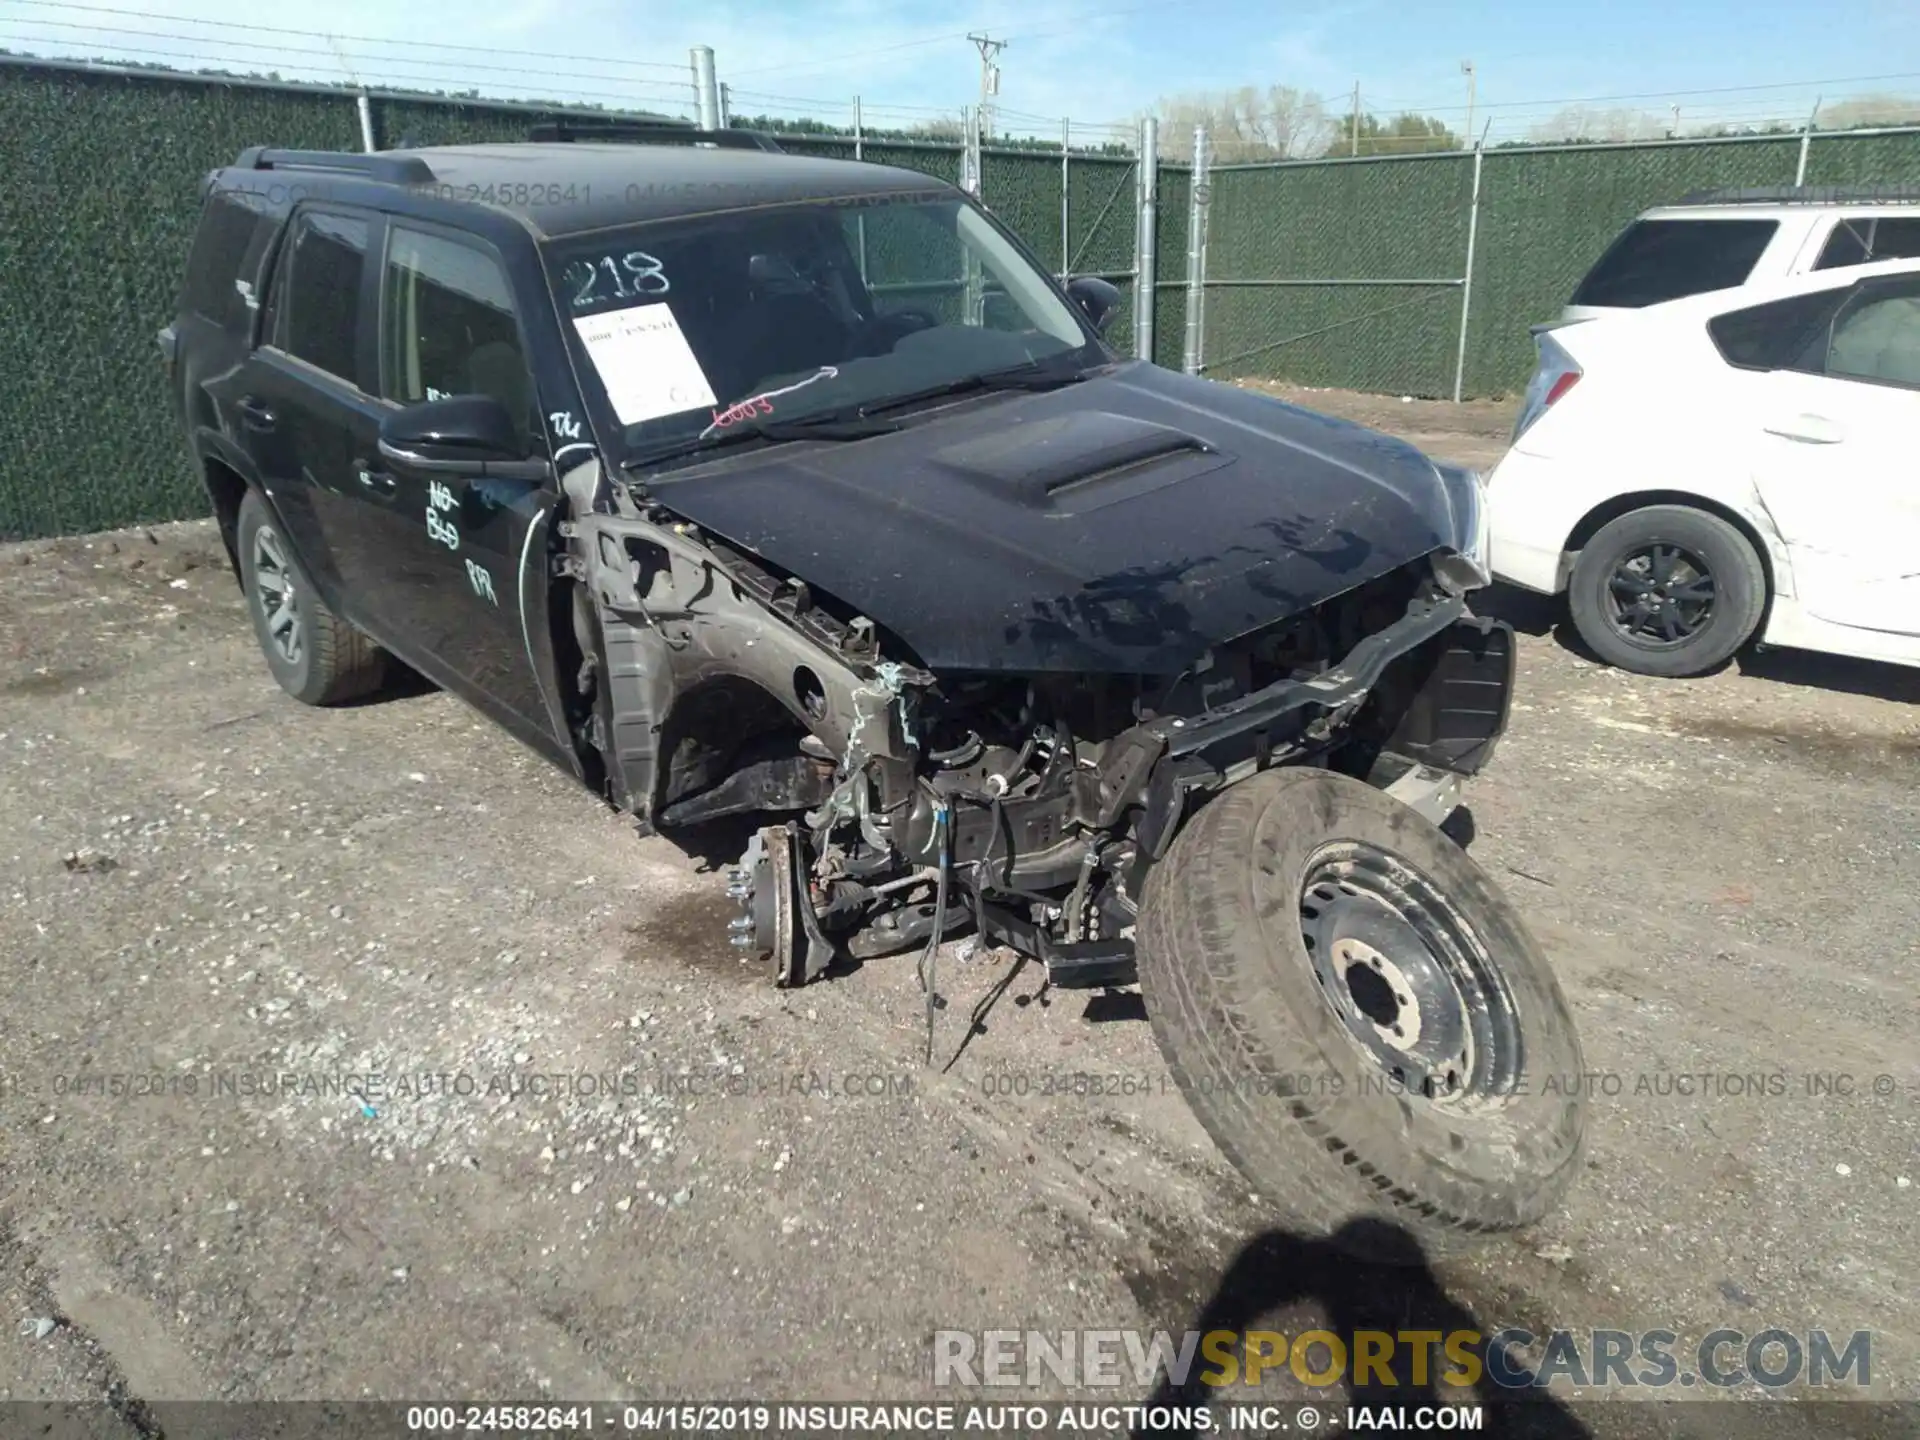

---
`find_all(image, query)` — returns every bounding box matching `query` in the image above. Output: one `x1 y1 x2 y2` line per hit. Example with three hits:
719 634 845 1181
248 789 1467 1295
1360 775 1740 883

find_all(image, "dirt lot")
1 391 1916 1437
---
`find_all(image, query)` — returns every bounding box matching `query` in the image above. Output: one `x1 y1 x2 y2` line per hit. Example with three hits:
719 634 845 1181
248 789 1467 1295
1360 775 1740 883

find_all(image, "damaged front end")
554 457 1514 992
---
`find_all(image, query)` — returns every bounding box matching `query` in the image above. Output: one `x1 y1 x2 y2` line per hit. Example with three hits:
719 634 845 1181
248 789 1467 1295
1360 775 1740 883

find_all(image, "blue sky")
4 0 1918 142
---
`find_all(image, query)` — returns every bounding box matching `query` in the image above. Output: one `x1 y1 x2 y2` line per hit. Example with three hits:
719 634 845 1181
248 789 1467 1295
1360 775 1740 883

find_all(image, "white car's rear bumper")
1485 446 1584 595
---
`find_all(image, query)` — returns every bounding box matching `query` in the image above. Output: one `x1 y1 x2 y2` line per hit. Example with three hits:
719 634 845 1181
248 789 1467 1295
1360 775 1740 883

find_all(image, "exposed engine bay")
554 460 1515 992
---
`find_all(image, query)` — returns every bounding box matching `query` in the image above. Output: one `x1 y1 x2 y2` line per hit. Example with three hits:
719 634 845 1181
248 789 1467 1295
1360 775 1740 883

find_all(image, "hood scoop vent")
930 409 1233 513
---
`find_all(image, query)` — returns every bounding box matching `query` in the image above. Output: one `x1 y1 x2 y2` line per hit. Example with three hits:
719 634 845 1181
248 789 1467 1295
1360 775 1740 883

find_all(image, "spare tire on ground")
1136 765 1586 1263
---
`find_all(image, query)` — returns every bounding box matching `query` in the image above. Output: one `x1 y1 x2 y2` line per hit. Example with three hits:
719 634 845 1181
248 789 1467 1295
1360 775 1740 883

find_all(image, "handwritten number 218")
571 252 669 308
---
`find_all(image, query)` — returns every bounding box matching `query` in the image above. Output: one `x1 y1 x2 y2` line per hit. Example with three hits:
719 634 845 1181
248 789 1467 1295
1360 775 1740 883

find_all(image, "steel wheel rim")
252 525 304 668
1298 841 1522 1105
1604 541 1715 648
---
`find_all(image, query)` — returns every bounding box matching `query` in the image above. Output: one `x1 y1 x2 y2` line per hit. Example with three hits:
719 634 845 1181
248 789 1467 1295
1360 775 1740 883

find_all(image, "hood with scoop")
643 360 1466 675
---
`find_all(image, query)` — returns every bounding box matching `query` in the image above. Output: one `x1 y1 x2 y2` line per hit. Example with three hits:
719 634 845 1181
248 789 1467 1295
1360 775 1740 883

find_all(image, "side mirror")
378 395 550 481
1065 275 1122 335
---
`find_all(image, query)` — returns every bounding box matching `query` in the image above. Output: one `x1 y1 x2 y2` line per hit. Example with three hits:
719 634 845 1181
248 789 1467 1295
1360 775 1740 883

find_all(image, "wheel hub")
1298 842 1520 1104
725 830 782 961
251 526 305 667
1606 542 1714 646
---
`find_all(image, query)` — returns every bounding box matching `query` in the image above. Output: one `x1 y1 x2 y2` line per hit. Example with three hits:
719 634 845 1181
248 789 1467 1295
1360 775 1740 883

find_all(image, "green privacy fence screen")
1200 128 1920 400
0 60 1151 538
3 54 1919 539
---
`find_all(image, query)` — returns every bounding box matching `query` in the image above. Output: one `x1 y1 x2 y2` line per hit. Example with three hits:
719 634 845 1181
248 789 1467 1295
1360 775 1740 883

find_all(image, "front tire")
236 489 389 706
1567 504 1766 677
1136 767 1585 1262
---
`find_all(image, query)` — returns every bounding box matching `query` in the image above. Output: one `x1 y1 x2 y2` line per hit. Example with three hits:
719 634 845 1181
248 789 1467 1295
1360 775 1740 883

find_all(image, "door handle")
1763 412 1845 445
237 396 277 433
356 465 397 495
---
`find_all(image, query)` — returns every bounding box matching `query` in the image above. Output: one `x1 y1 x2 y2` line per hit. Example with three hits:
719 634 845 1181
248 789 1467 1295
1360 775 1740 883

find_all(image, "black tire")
1567 504 1766 677
1136 767 1586 1263
235 488 388 706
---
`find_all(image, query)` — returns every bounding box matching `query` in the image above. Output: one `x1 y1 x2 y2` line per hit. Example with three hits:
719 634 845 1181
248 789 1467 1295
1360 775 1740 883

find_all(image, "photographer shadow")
1136 1218 1590 1439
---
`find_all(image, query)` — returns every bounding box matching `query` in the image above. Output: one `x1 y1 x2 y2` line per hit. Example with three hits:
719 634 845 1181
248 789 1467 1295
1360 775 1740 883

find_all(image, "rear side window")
183 188 276 326
1708 288 1844 370
1814 215 1920 269
273 211 371 383
1571 219 1778 308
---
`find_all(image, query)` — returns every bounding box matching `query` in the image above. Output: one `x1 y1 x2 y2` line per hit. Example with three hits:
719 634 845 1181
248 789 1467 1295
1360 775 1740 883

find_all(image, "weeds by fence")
2 55 1918 539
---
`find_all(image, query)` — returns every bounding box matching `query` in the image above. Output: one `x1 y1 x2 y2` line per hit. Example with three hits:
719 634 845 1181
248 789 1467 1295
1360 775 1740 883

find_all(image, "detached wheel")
1136 767 1585 1262
236 489 389 706
1567 504 1766 677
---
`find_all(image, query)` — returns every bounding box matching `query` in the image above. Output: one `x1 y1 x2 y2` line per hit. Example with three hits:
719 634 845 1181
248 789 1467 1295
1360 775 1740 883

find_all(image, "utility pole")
1351 81 1361 156
1460 59 1476 151
968 32 1007 141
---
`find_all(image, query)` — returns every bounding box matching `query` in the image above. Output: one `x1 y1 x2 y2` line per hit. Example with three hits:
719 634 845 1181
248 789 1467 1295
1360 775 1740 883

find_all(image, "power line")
0 0 689 70
725 0 1179 80
0 17 694 91
728 86 957 114
0 31 698 109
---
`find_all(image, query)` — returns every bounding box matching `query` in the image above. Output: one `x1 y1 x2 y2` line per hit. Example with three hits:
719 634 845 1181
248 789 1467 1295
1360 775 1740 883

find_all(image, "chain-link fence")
5 51 1920 541
0 57 1161 539
1193 126 1920 401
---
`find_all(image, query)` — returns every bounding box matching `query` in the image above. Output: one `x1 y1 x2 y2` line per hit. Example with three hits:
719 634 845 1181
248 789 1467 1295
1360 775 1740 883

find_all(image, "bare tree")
1818 94 1920 129
1525 106 1670 143
1155 85 1337 161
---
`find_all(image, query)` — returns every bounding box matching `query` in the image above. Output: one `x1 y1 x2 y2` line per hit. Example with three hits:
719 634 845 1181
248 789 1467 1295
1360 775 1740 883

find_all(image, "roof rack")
1676 184 1920 206
234 146 436 185
525 119 784 153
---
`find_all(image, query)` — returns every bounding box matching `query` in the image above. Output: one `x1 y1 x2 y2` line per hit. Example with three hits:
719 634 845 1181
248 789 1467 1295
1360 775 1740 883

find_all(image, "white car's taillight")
1511 333 1583 442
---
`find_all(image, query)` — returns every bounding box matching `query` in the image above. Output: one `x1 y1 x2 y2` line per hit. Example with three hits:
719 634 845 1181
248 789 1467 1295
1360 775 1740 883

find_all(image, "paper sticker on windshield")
572 302 716 427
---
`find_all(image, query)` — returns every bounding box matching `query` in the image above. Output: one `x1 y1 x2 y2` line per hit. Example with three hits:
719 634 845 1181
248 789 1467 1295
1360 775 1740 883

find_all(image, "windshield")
542 191 1105 464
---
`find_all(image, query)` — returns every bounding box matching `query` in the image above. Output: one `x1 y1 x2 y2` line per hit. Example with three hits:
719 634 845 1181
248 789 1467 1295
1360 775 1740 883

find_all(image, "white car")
1564 187 1920 323
1486 256 1920 677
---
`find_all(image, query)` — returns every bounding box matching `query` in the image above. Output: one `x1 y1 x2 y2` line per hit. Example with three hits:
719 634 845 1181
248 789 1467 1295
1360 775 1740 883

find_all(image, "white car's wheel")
1567 505 1767 677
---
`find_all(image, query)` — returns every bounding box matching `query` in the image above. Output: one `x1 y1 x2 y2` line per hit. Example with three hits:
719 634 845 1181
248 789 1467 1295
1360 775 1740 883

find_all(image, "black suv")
161 124 1584 1259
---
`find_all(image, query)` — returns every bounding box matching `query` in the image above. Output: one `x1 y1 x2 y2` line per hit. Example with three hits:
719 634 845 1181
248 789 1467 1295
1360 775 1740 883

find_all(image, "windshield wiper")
620 360 1086 472
854 358 1088 417
621 411 899 471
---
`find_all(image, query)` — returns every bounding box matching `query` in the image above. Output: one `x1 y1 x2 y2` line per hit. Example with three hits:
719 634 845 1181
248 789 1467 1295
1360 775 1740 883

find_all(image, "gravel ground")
1 392 1916 1437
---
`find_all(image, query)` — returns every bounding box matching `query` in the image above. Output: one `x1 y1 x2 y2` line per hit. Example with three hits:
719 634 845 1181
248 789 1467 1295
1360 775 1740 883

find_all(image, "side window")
1813 217 1920 271
1865 217 1920 262
272 211 370 382
1707 288 1845 370
1813 218 1872 270
1822 279 1920 388
381 226 534 446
